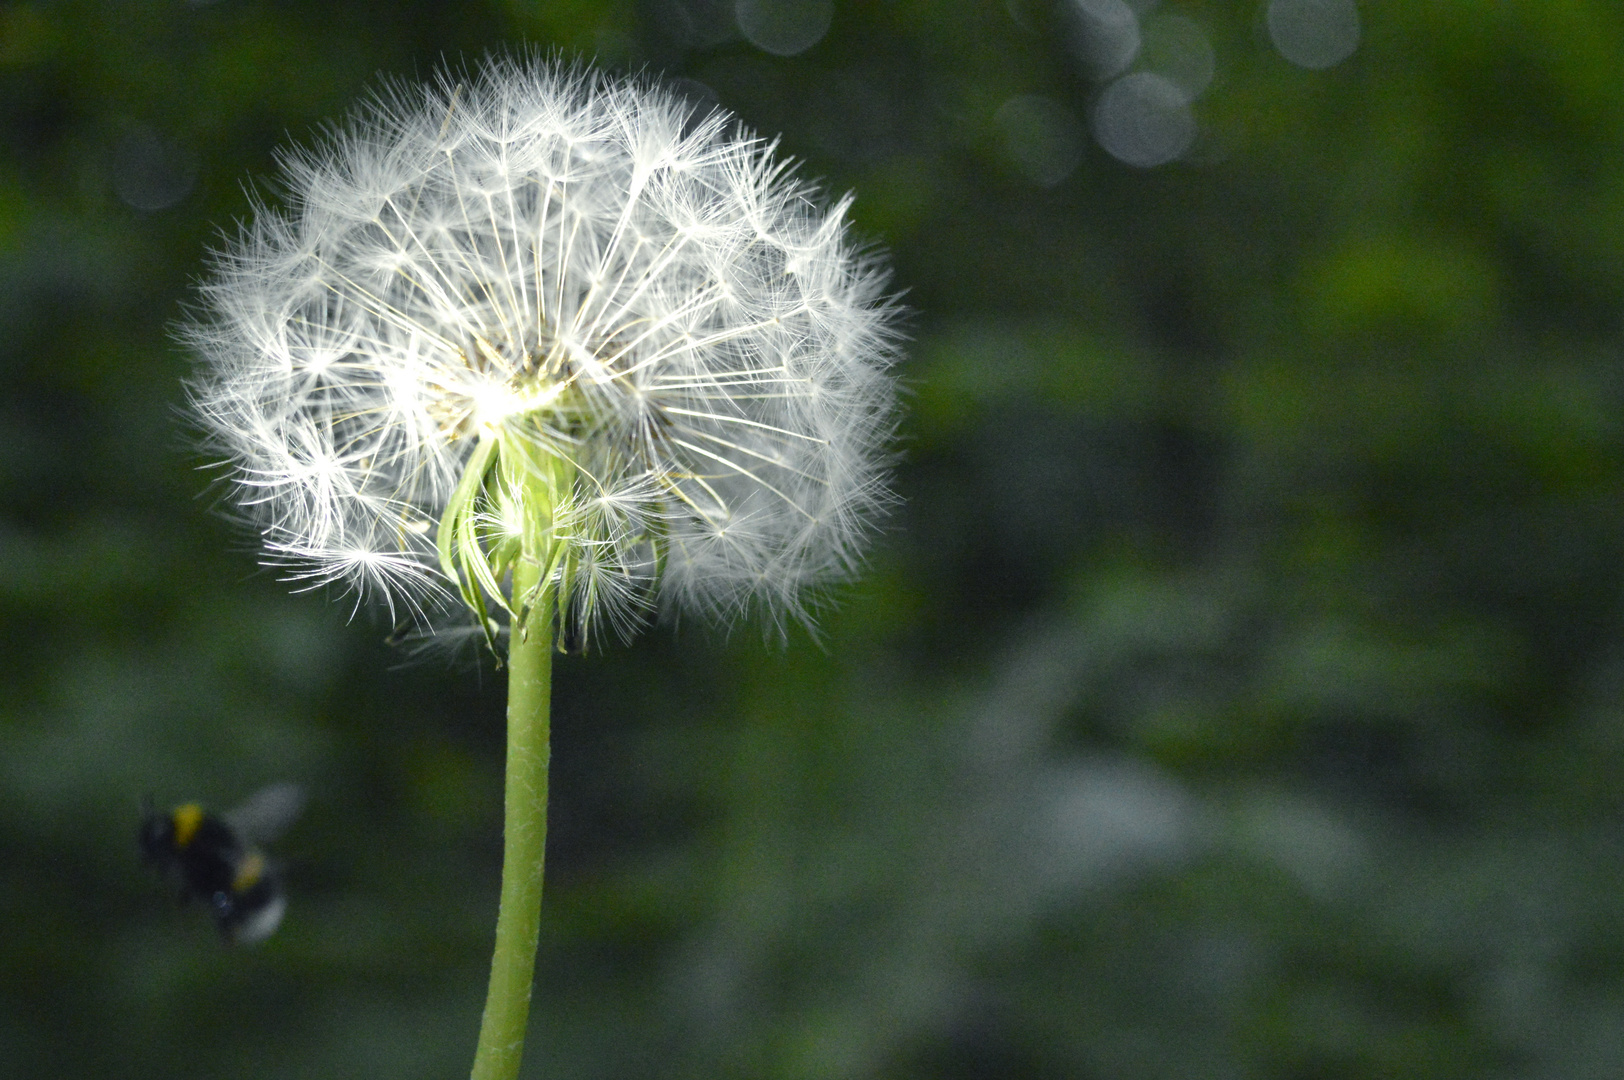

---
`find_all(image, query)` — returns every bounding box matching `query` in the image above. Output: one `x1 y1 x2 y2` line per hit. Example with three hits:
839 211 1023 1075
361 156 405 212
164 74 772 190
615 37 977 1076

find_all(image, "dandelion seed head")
186 55 902 643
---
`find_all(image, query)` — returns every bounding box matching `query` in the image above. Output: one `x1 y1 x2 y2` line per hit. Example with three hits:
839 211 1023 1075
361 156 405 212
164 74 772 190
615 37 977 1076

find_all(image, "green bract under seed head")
185 56 902 646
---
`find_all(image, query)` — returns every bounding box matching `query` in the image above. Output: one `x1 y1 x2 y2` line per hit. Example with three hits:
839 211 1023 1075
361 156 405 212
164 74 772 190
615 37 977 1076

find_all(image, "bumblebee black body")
140 790 297 944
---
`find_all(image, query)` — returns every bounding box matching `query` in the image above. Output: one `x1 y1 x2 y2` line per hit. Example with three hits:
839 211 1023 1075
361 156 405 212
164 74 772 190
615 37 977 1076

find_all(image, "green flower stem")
470 549 553 1080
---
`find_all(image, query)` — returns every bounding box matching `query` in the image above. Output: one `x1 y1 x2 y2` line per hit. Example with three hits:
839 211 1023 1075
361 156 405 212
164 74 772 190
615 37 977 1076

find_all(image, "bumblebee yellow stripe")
232 851 265 892
172 804 204 849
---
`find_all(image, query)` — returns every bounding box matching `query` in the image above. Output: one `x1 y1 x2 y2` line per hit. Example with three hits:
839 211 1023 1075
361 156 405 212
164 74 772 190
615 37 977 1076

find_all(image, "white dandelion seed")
185 56 902 644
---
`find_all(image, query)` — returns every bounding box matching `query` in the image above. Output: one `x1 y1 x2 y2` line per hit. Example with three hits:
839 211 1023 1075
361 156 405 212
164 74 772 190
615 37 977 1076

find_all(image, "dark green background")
5 1 1624 1076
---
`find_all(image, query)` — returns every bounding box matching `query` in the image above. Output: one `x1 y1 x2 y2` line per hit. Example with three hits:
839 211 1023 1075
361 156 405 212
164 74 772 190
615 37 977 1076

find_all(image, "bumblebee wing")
222 782 306 844
225 887 287 944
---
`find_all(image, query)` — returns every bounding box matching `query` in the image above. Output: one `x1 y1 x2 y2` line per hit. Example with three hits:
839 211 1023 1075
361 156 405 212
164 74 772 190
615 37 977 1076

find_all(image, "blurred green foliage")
5 0 1624 1077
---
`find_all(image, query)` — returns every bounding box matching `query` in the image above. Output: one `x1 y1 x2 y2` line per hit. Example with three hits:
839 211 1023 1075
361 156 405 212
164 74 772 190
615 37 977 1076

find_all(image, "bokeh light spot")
110 126 197 211
735 0 832 57
656 0 736 48
1266 0 1360 70
995 95 1085 187
1068 0 1141 80
1093 72 1195 168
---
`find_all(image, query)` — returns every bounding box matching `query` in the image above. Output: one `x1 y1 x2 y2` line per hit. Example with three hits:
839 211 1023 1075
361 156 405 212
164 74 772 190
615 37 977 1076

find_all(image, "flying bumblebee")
140 782 305 944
